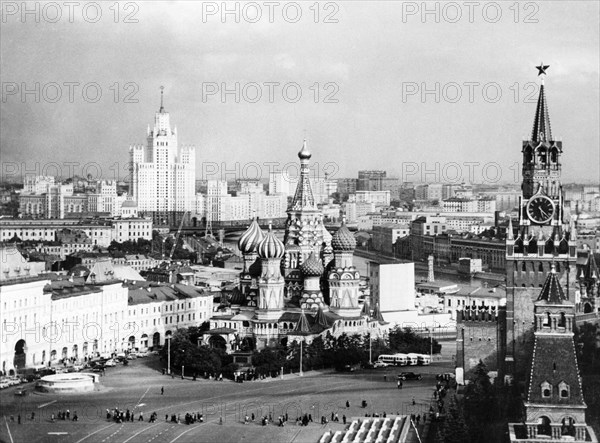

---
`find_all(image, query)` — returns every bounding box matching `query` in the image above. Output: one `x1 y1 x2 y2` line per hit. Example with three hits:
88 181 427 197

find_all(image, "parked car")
104 359 117 367
14 388 28 396
436 372 456 382
373 361 389 368
126 354 137 360
397 372 422 381
136 351 149 358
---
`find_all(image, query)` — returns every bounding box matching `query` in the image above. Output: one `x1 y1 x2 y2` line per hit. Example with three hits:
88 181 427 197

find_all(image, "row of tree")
162 326 442 379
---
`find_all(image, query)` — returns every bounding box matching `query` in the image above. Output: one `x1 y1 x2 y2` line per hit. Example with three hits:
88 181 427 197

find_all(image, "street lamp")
299 338 304 377
166 335 171 375
368 320 373 364
181 349 185 379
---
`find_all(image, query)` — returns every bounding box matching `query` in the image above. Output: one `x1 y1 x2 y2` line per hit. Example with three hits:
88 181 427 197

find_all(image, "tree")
438 395 469 443
463 361 497 440
575 322 600 375
160 328 222 377
253 346 286 376
388 326 442 354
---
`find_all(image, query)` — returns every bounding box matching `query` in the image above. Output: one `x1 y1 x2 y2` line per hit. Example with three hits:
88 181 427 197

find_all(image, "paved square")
1 352 452 443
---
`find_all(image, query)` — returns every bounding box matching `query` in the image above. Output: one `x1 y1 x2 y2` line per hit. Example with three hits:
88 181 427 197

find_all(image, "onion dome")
300 252 324 277
257 227 285 259
238 219 265 254
332 222 356 251
298 139 311 160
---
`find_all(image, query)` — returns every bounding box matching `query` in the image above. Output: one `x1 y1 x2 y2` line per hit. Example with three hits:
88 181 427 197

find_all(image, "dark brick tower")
505 72 577 379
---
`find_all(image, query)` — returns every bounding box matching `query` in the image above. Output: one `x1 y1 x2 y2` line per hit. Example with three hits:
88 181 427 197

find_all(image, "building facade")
129 91 195 222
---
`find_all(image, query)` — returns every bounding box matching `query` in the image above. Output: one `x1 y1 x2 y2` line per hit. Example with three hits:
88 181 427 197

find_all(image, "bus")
417 354 431 366
405 353 419 366
377 354 407 366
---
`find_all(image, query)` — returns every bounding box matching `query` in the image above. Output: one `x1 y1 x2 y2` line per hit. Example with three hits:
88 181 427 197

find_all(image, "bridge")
173 219 346 236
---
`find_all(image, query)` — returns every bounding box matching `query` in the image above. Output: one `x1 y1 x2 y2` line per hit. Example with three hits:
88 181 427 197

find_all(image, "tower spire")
159 86 165 113
290 138 316 211
531 64 552 142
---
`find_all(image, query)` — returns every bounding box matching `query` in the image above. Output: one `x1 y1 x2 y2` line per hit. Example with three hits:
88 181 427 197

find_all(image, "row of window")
541 380 570 399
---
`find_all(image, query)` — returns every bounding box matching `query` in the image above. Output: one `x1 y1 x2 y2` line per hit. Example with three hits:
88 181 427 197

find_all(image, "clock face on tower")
527 195 555 224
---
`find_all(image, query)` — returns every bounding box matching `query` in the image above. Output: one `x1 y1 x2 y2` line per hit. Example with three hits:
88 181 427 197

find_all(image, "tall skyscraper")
129 89 195 223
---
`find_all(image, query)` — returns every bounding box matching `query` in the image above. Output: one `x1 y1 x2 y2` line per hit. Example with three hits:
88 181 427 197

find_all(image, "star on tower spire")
531 64 552 143
535 62 550 76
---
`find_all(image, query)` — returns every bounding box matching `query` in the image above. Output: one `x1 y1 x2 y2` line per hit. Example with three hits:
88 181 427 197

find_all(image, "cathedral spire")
290 139 316 211
531 64 552 143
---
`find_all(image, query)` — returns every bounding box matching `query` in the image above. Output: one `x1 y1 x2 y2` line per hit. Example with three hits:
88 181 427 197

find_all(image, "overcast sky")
1 1 598 186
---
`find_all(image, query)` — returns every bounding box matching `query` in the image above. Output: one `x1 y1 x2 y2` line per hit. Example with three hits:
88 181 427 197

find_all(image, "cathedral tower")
256 226 286 321
328 219 361 317
283 140 328 300
237 218 264 306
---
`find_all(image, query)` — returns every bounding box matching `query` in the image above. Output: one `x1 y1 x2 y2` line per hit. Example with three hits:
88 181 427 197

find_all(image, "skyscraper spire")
531 64 552 142
159 86 165 113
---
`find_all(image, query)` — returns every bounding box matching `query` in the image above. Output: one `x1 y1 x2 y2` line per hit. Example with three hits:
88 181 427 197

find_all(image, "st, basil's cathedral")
202 141 387 351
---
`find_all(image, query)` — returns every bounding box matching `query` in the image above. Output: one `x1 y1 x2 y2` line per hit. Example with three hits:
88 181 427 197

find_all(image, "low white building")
126 283 214 350
443 284 506 320
0 246 213 376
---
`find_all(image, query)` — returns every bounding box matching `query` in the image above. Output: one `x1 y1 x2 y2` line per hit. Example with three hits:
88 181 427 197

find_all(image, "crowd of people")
51 409 78 422
106 408 157 423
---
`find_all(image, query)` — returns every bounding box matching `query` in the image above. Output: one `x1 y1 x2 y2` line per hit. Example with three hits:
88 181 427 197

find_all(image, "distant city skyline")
1 2 598 184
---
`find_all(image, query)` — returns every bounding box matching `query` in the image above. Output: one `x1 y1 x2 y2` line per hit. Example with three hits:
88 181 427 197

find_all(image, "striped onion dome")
300 252 324 277
257 228 285 259
238 219 265 254
332 222 356 251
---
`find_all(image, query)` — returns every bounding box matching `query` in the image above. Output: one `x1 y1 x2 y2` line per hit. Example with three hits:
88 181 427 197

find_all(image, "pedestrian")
51 413 55 422
161 386 164 395
219 416 223 425
139 412 144 421
31 412 35 421
18 415 21 425
346 400 350 408
343 415 346 424
412 397 416 406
